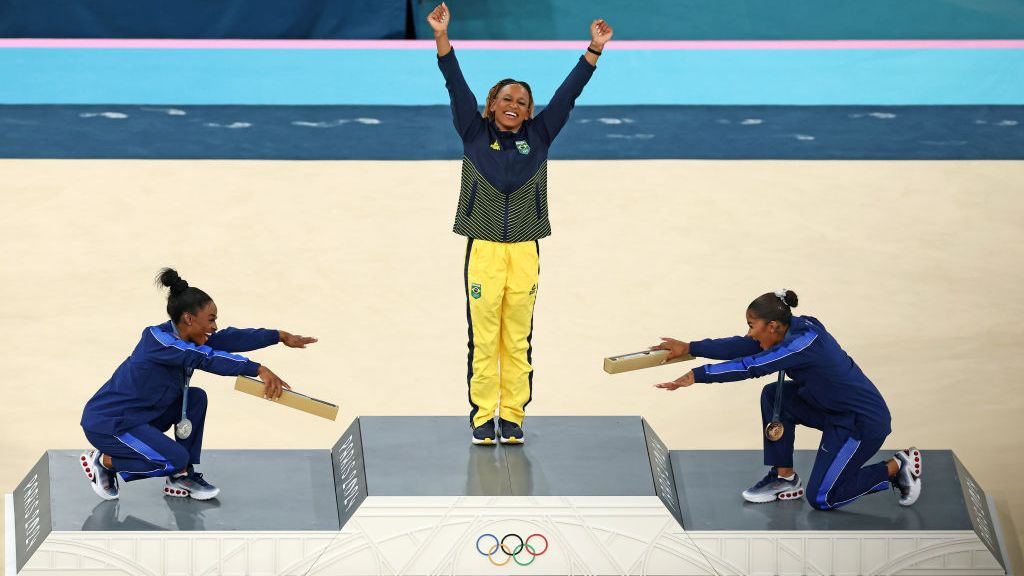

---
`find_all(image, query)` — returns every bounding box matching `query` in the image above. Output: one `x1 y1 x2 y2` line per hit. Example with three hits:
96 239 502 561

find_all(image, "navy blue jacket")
81 322 279 435
690 315 892 435
438 49 595 242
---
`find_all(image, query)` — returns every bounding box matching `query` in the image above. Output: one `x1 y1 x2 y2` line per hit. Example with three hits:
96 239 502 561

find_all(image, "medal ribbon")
171 322 191 437
771 370 785 423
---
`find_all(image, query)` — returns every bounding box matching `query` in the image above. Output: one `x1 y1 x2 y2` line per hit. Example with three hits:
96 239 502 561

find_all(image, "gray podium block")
11 449 339 574
348 415 660 497
671 449 1008 575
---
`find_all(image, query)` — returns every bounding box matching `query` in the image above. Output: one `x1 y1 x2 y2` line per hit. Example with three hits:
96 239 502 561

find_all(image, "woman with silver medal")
651 290 924 510
80 268 316 501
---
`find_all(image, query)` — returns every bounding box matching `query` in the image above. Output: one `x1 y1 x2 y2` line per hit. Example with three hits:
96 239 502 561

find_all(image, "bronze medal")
765 421 784 441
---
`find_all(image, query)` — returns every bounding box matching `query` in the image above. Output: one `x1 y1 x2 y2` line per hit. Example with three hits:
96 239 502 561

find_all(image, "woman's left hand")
655 371 695 391
590 19 613 48
279 331 319 348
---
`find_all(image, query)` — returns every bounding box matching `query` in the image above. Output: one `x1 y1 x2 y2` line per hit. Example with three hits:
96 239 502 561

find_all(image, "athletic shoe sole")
80 450 118 501
471 437 496 445
896 447 922 507
743 487 804 503
163 483 220 500
499 436 524 445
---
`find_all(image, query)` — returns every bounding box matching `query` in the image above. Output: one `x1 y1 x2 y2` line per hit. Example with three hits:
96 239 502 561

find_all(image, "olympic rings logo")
475 533 549 567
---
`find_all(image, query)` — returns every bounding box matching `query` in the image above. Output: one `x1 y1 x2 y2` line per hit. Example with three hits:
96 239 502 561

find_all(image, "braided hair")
483 78 534 122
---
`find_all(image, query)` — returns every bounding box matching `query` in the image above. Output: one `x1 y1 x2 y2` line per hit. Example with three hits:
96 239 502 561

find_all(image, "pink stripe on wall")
1 38 1023 50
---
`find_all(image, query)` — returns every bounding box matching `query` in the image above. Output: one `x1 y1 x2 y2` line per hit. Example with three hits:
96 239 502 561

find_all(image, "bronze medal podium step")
9 416 1010 575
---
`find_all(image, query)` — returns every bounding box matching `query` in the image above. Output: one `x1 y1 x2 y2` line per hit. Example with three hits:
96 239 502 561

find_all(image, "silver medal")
175 418 193 439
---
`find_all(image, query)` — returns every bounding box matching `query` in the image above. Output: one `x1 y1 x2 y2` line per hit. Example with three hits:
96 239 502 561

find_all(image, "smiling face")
180 301 218 346
746 308 786 350
488 83 532 132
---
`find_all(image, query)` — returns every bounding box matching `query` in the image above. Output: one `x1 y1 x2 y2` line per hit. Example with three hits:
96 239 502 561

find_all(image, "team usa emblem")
515 140 531 155
471 283 482 299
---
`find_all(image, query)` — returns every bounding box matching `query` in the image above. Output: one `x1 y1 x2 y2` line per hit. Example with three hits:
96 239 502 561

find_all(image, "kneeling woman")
653 290 922 509
80 268 316 501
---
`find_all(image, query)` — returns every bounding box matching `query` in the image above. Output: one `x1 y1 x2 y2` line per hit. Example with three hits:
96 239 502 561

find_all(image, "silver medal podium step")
8 416 1010 575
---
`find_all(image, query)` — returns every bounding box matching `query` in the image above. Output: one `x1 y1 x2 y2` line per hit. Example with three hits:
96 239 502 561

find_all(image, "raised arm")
429 3 483 140
534 19 613 144
584 19 613 67
427 2 452 57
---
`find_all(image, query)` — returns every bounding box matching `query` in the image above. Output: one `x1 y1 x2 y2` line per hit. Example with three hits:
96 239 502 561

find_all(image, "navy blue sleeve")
437 49 484 141
143 327 261 377
206 327 279 353
689 336 762 360
532 55 596 145
692 331 819 383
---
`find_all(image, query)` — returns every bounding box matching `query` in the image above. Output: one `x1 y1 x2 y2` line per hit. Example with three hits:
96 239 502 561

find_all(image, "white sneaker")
164 471 220 500
893 448 922 506
80 450 118 500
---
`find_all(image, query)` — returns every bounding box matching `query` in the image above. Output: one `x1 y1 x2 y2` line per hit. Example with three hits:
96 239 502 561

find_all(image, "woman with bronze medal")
651 290 924 509
80 268 316 501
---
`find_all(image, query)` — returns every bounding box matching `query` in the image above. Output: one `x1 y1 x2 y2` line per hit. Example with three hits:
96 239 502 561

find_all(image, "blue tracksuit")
81 322 278 480
691 315 894 510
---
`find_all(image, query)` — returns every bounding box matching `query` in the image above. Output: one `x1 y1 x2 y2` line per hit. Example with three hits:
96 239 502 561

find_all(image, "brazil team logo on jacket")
471 283 482 299
515 140 531 155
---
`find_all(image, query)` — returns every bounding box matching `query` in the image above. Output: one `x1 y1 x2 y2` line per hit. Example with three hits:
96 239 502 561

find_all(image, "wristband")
587 46 602 56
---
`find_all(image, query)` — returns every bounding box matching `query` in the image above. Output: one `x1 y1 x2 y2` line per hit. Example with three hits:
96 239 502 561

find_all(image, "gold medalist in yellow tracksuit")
465 239 539 428
437 48 598 433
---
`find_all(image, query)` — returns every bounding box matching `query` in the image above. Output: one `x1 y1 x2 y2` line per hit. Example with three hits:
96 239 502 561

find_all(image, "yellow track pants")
464 238 539 429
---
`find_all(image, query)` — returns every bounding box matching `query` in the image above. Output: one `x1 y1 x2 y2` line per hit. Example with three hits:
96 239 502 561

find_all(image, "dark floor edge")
1 104 1021 160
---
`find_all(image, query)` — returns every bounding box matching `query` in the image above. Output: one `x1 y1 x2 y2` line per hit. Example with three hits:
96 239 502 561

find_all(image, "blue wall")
2 47 1022 105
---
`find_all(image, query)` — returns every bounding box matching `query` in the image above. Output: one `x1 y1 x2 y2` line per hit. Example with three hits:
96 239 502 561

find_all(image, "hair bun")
157 267 189 295
773 289 799 308
783 290 798 308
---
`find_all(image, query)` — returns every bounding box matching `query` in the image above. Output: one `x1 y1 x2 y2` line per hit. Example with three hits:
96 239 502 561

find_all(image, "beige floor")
1 159 1022 574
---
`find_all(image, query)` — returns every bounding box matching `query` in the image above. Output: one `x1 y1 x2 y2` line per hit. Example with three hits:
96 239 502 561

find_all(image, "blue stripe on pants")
82 387 208 481
759 381 891 510
807 429 890 510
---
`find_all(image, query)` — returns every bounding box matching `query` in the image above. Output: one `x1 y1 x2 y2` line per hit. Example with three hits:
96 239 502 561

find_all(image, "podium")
8 416 1009 575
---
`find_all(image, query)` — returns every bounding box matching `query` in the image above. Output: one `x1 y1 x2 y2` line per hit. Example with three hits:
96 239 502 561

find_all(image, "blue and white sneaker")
472 421 497 445
164 470 220 500
893 448 922 506
498 418 525 445
80 450 119 501
742 468 804 503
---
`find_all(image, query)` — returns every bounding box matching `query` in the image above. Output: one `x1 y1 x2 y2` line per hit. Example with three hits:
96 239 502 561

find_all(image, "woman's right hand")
257 365 291 400
651 337 690 361
427 2 450 34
